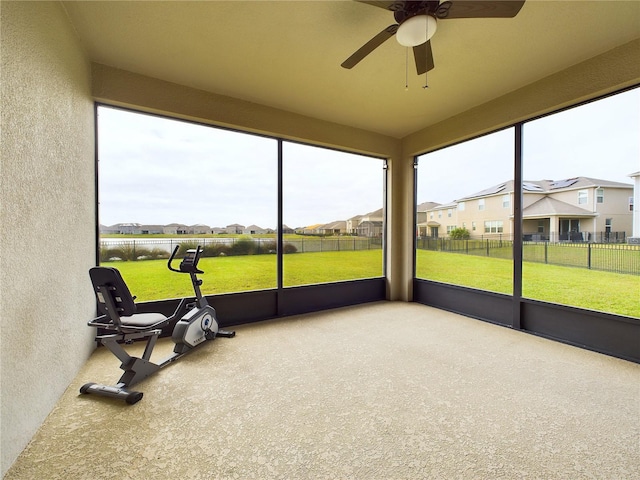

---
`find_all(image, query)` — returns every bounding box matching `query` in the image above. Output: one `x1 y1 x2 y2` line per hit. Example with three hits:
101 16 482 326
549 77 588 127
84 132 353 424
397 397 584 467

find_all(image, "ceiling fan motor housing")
393 1 452 23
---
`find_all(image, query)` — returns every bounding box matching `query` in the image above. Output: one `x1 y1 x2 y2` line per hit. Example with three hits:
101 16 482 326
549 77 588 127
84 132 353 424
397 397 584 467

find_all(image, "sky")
98 87 638 227
98 108 384 228
417 88 639 205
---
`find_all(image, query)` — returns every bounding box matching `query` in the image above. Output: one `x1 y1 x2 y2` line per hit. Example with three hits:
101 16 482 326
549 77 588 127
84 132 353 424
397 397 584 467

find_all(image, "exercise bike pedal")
217 329 236 338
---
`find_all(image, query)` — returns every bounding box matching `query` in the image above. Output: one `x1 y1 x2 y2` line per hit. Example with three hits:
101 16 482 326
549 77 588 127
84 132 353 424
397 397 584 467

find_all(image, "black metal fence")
523 231 627 243
417 236 640 275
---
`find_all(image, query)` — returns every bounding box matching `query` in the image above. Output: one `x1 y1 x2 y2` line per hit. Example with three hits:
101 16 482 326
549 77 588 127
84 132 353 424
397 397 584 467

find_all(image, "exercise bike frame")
80 245 234 404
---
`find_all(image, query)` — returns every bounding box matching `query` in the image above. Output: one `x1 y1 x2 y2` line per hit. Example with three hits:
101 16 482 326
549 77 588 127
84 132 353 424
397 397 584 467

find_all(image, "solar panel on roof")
549 178 578 189
523 182 544 192
473 183 506 197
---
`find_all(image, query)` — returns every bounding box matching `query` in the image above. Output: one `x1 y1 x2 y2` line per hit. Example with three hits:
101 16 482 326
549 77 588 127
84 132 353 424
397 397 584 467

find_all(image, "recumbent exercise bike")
80 245 234 404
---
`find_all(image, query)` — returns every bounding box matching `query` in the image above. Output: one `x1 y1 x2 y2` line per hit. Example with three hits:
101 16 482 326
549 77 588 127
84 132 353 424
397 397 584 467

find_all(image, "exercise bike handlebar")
167 244 204 274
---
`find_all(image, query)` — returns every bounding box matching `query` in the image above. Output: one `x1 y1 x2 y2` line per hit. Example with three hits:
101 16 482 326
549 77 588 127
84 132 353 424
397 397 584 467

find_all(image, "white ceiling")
62 0 640 138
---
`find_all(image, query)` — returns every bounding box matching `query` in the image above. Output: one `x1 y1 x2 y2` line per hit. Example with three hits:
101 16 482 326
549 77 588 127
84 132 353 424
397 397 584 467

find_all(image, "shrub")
177 241 201 257
260 240 277 254
449 228 471 240
283 243 298 254
99 245 168 262
203 242 231 257
230 237 257 256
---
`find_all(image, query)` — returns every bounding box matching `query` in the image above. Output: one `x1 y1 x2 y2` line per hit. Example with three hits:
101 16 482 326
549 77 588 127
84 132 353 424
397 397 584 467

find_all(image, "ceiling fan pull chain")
423 16 429 89
405 47 409 91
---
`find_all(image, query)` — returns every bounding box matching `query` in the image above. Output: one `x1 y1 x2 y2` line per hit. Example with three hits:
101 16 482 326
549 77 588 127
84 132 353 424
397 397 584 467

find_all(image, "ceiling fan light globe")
396 15 437 47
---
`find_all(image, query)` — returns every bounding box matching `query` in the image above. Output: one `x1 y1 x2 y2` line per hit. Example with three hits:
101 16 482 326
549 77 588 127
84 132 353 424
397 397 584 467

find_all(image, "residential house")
140 225 165 234
422 177 633 241
277 224 295 235
243 224 266 235
319 220 346 235
99 223 143 234
99 224 119 234
346 215 362 235
629 171 640 243
226 224 245 234
354 208 384 237
297 224 324 235
416 201 442 237
164 223 189 235
356 220 383 237
189 224 211 234
421 203 457 238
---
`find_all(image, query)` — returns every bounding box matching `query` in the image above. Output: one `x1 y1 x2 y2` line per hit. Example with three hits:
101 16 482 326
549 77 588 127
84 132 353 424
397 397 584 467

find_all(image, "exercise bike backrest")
168 245 204 274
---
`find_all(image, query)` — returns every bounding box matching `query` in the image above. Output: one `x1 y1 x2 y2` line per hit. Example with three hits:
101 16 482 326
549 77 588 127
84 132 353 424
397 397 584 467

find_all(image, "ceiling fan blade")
443 0 525 19
413 41 434 75
355 1 399 11
341 24 399 69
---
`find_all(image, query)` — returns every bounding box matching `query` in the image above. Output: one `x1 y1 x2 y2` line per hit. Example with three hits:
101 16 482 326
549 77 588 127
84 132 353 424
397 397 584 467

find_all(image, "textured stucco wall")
0 1 96 475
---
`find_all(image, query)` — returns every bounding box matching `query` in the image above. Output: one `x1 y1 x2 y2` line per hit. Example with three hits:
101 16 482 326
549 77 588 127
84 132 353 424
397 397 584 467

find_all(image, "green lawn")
103 249 639 318
416 250 640 318
104 250 384 301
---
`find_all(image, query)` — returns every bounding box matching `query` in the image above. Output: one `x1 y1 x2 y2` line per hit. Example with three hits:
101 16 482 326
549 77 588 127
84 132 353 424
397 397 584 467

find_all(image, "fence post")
544 241 548 264
588 243 592 270
486 239 490 257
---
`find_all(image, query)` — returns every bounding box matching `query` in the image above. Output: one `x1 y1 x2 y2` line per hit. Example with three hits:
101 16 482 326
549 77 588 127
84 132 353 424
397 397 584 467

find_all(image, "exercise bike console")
168 245 203 275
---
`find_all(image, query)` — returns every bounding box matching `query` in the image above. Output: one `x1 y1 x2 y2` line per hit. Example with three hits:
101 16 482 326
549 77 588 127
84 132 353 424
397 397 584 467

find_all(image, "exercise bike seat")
89 267 170 332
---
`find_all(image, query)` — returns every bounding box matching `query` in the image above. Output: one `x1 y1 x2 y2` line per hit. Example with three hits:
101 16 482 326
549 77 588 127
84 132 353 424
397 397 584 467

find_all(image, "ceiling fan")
341 1 526 75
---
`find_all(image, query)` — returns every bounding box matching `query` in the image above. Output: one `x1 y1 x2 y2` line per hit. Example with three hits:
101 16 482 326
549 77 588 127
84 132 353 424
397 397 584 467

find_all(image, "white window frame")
578 189 588 205
484 220 504 234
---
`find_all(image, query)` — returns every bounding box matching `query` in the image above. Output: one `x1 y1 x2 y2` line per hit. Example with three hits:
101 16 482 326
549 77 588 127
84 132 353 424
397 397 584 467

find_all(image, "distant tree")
449 227 471 240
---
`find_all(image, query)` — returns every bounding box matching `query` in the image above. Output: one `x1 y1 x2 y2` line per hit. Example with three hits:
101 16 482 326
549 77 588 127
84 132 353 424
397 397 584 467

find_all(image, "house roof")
430 202 457 210
523 197 596 218
417 202 441 212
322 221 347 229
458 177 632 201
61 2 640 138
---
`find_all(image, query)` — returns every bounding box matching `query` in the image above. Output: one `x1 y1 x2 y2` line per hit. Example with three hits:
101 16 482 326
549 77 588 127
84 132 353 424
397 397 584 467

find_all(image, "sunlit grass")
103 250 383 301
103 249 638 318
416 250 640 318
